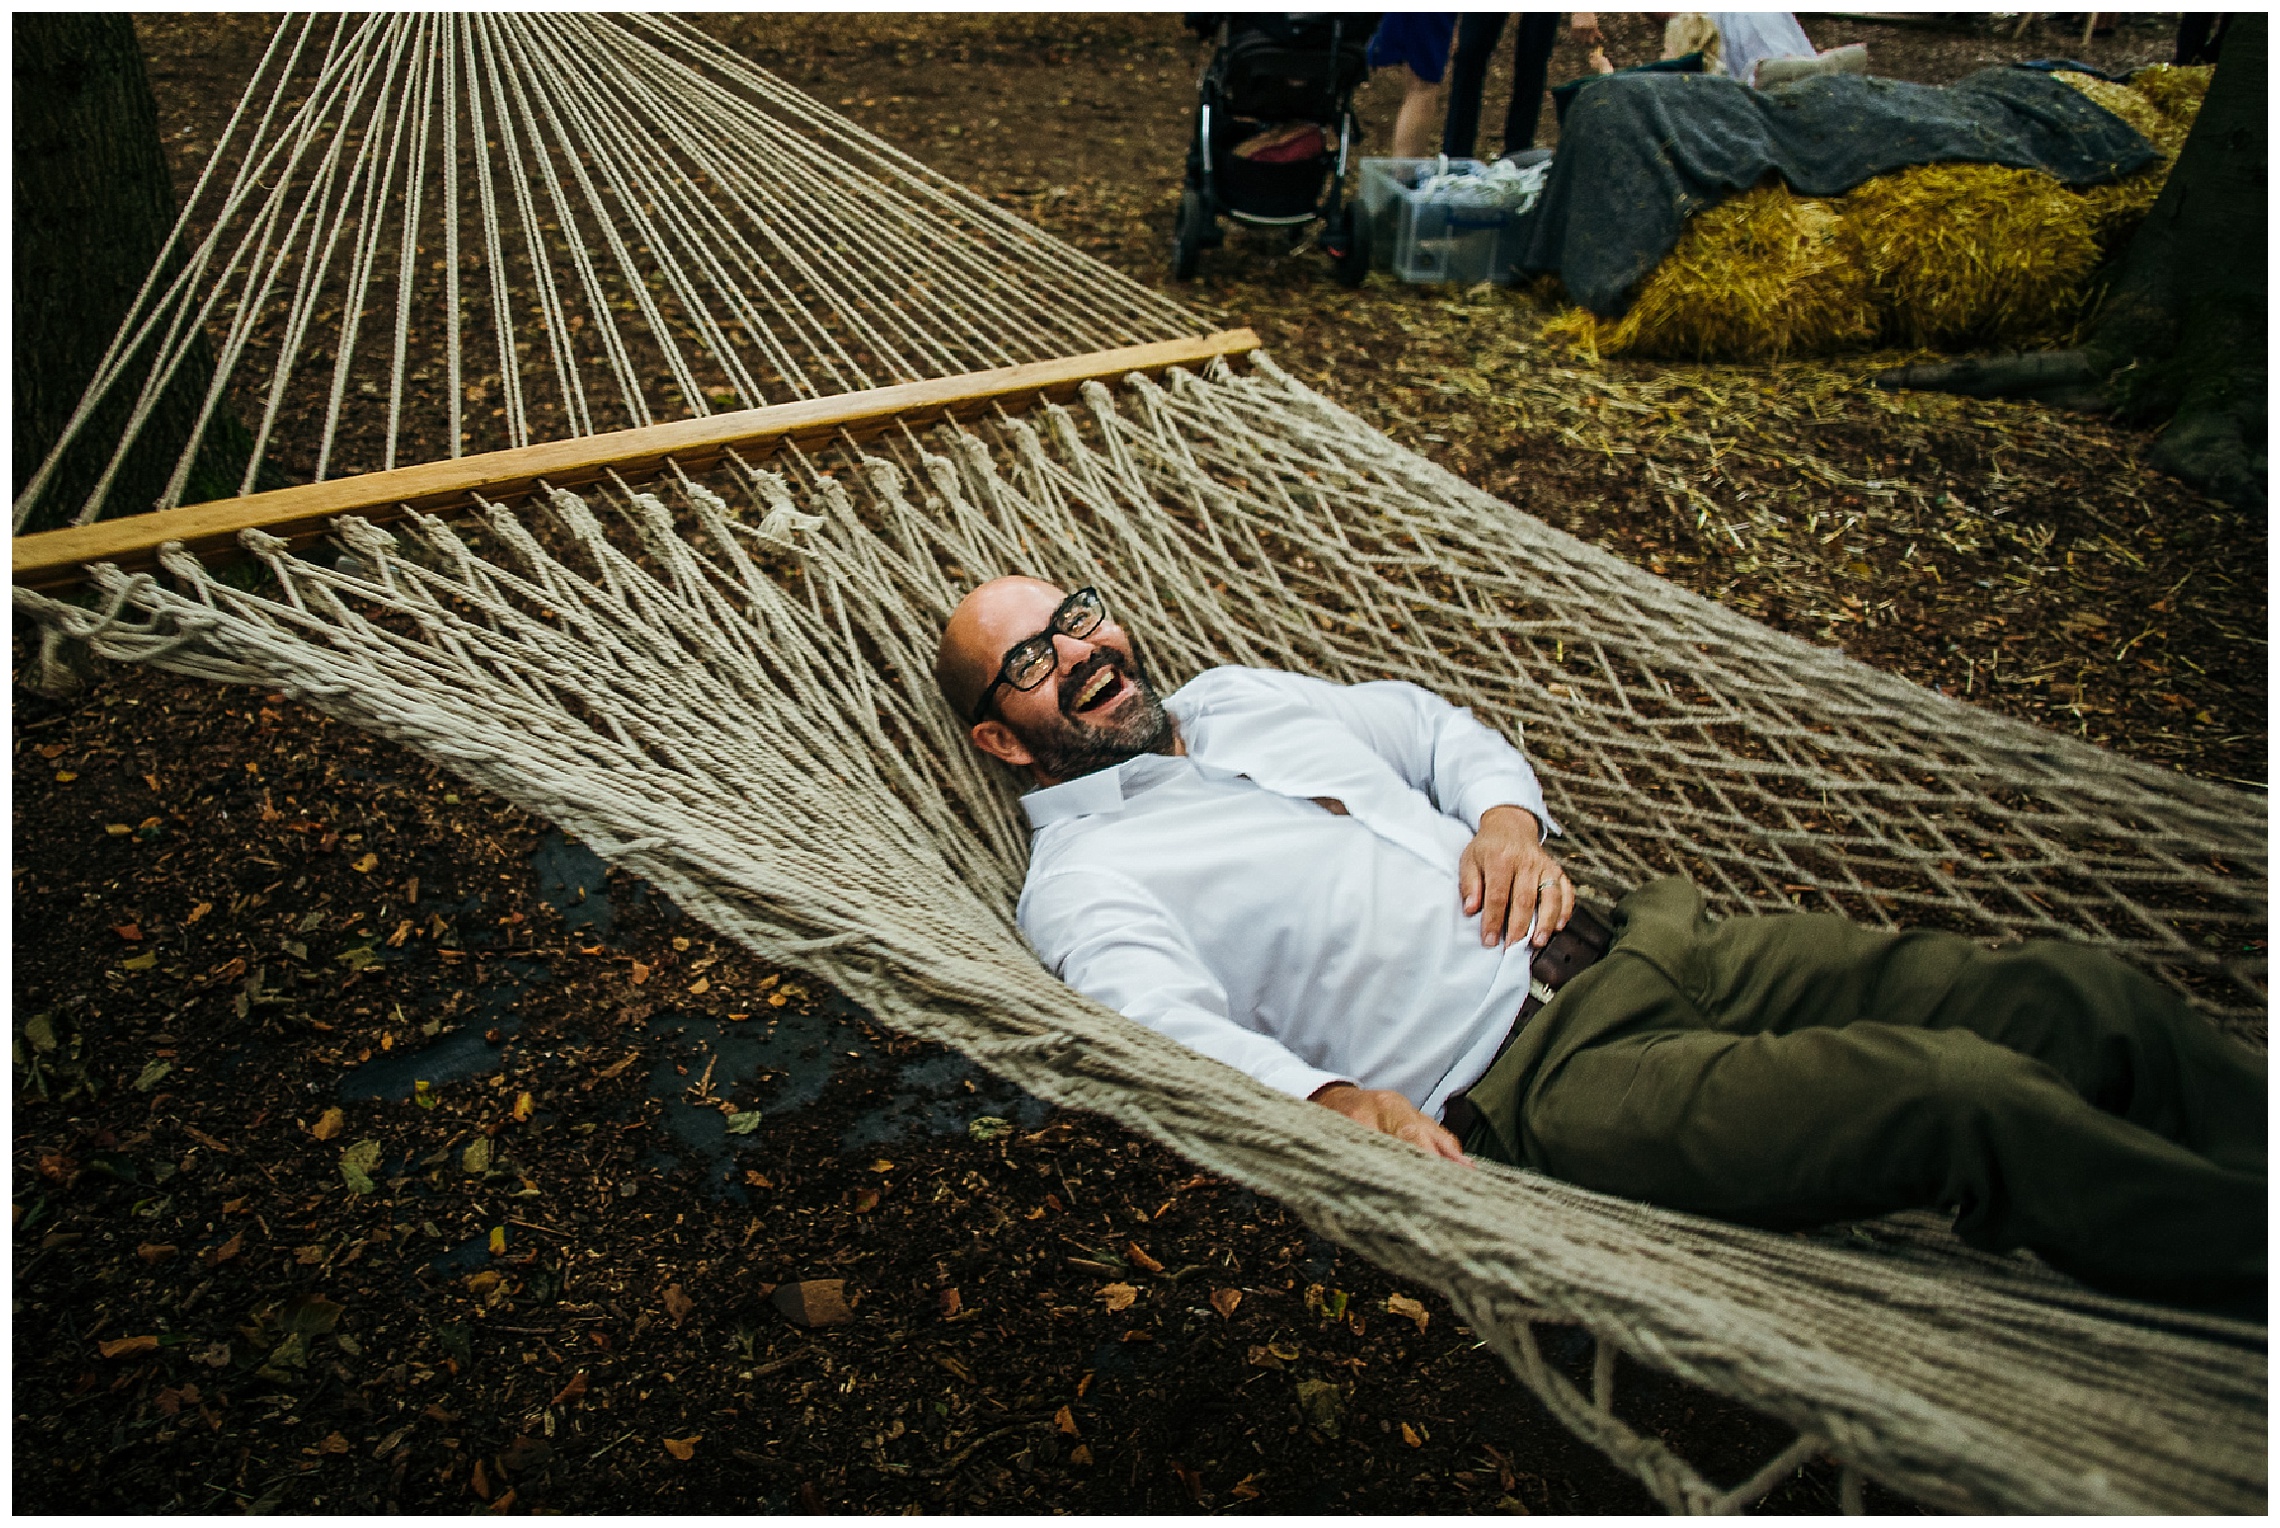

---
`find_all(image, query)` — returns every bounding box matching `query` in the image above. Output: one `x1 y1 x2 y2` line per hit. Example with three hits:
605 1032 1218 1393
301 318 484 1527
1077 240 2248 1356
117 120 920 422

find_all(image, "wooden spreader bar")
13 329 1259 593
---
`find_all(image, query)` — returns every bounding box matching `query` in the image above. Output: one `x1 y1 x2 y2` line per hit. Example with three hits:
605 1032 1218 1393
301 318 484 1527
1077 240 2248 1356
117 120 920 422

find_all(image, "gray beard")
1011 655 1174 781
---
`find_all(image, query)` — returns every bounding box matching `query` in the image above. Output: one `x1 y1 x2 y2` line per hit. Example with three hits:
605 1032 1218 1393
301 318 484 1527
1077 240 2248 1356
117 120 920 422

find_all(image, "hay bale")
1539 72 2202 363
2127 62 2213 129
1840 163 2101 348
2052 72 2188 246
1548 182 1877 362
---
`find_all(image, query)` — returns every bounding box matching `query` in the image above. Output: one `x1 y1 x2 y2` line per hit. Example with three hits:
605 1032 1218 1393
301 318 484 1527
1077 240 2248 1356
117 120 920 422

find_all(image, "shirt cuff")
1452 778 1559 840
1259 1055 1351 1103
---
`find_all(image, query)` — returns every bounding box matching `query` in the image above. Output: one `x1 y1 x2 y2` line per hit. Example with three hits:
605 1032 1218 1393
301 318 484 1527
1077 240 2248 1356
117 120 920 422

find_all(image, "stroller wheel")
1173 189 1208 281
1325 204 1371 290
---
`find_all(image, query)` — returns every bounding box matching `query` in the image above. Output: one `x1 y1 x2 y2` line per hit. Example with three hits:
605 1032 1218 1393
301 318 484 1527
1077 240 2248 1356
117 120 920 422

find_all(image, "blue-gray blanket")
1524 66 2159 316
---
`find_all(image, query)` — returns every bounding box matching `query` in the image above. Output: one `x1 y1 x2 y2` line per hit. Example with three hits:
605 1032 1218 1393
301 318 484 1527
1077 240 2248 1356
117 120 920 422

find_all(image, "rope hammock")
13 14 2265 1514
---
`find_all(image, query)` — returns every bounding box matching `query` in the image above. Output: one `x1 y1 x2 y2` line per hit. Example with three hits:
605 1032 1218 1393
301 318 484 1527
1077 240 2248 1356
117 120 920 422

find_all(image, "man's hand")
1459 805 1573 949
1311 1082 1471 1164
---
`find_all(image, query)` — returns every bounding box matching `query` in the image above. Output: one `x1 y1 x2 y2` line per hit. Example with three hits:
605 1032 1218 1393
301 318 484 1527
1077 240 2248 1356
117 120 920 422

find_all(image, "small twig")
586 1429 639 1462
752 1345 823 1378
871 1417 1057 1479
507 1217 574 1239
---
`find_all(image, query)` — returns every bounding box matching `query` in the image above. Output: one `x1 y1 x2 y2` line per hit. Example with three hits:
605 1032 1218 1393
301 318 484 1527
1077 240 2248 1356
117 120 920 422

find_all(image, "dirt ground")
13 12 2260 1517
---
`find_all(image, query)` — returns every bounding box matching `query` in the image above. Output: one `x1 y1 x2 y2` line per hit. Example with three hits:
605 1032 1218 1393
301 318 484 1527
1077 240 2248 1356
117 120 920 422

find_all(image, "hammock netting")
13 13 2265 1514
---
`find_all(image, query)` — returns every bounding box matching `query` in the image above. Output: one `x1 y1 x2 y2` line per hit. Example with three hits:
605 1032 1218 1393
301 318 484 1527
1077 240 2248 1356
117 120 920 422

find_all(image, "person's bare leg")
1388 65 1443 159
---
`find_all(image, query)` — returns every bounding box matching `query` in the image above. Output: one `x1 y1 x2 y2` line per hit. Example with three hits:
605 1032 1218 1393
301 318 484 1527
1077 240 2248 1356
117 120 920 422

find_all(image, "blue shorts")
1368 13 1458 85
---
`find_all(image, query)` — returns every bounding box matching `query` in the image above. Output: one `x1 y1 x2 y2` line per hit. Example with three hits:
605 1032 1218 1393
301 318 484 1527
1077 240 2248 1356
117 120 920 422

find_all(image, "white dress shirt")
1016 666 1560 1117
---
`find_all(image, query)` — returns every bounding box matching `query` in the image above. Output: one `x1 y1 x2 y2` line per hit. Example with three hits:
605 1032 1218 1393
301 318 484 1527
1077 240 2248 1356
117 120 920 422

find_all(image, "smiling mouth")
1065 658 1124 714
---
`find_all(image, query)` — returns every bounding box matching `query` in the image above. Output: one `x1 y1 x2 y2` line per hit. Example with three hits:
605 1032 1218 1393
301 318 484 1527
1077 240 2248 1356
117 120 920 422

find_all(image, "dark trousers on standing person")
1459 877 2267 1304
1442 11 1560 159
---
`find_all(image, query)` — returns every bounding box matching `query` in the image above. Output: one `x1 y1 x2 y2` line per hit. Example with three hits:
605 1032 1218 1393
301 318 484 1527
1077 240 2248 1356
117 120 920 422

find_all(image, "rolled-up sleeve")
1019 868 1349 1101
1269 672 1558 838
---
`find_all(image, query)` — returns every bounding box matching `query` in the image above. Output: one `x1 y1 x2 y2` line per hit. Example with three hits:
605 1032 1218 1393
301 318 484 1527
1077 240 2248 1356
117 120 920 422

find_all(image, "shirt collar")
1020 751 1199 829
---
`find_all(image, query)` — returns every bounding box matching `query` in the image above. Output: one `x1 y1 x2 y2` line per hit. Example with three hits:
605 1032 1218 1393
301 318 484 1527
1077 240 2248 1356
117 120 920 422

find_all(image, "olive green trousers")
1460 877 2266 1302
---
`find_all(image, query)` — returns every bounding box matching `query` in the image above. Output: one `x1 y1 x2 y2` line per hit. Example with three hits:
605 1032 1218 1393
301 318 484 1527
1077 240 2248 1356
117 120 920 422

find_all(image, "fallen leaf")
851 1187 881 1213
1295 1377 1344 1438
413 1080 440 1110
1125 1242 1164 1274
467 1269 504 1297
688 977 711 995
205 1229 246 1266
597 1053 639 1080
1210 1287 1243 1318
1069 1444 1094 1466
498 1435 552 1472
186 901 212 925
310 1107 346 1141
1401 1421 1423 1448
462 1137 493 1175
294 1244 329 1266
488 1487 517 1514
1246 1345 1285 1370
629 962 651 986
967 1115 1011 1143
1055 1404 1079 1437
663 1283 695 1326
512 1091 535 1122
936 1355 977 1383
136 1243 177 1265
1230 1474 1263 1500
181 1124 229 1154
487 1226 507 1256
937 1288 962 1318
662 1435 700 1461
724 1110 762 1135
105 823 131 836
372 1423 416 1459
99 1335 160 1359
339 1138 383 1195
772 1279 851 1328
112 923 143 942
1387 1292 1430 1335
550 1371 589 1406
36 742 66 759
1100 1283 1138 1313
1120 1328 1155 1343
320 1431 351 1455
742 1169 773 1188
470 1458 492 1500
122 953 159 973
352 853 378 873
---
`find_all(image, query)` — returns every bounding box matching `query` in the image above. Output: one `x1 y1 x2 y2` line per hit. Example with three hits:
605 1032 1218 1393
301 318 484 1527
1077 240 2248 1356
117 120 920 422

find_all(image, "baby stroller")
1174 13 1377 286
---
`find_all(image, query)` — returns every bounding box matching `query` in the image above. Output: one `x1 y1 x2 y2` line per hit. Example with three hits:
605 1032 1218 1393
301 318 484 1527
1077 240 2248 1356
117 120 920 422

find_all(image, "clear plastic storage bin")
1357 157 1533 286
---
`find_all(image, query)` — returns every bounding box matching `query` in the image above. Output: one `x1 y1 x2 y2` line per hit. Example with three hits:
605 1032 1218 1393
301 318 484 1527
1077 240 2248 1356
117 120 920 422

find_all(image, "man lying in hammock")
934 577 2266 1304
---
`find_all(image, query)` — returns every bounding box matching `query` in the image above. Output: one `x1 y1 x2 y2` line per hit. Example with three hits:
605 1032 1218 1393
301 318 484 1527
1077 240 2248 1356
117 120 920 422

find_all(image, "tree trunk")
13 15 260 533
1870 20 2266 508
2086 13 2266 508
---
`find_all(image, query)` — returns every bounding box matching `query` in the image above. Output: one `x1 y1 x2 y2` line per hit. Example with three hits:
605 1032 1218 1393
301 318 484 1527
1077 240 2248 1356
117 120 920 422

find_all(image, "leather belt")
1441 903 1613 1140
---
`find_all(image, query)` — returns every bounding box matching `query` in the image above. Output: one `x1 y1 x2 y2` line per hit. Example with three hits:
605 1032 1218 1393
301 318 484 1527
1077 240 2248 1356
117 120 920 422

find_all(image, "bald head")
934 575 1069 724
935 576 1176 785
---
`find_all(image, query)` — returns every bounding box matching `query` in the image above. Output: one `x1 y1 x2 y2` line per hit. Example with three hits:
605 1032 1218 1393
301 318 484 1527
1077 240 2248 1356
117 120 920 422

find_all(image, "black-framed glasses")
970 586 1106 725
